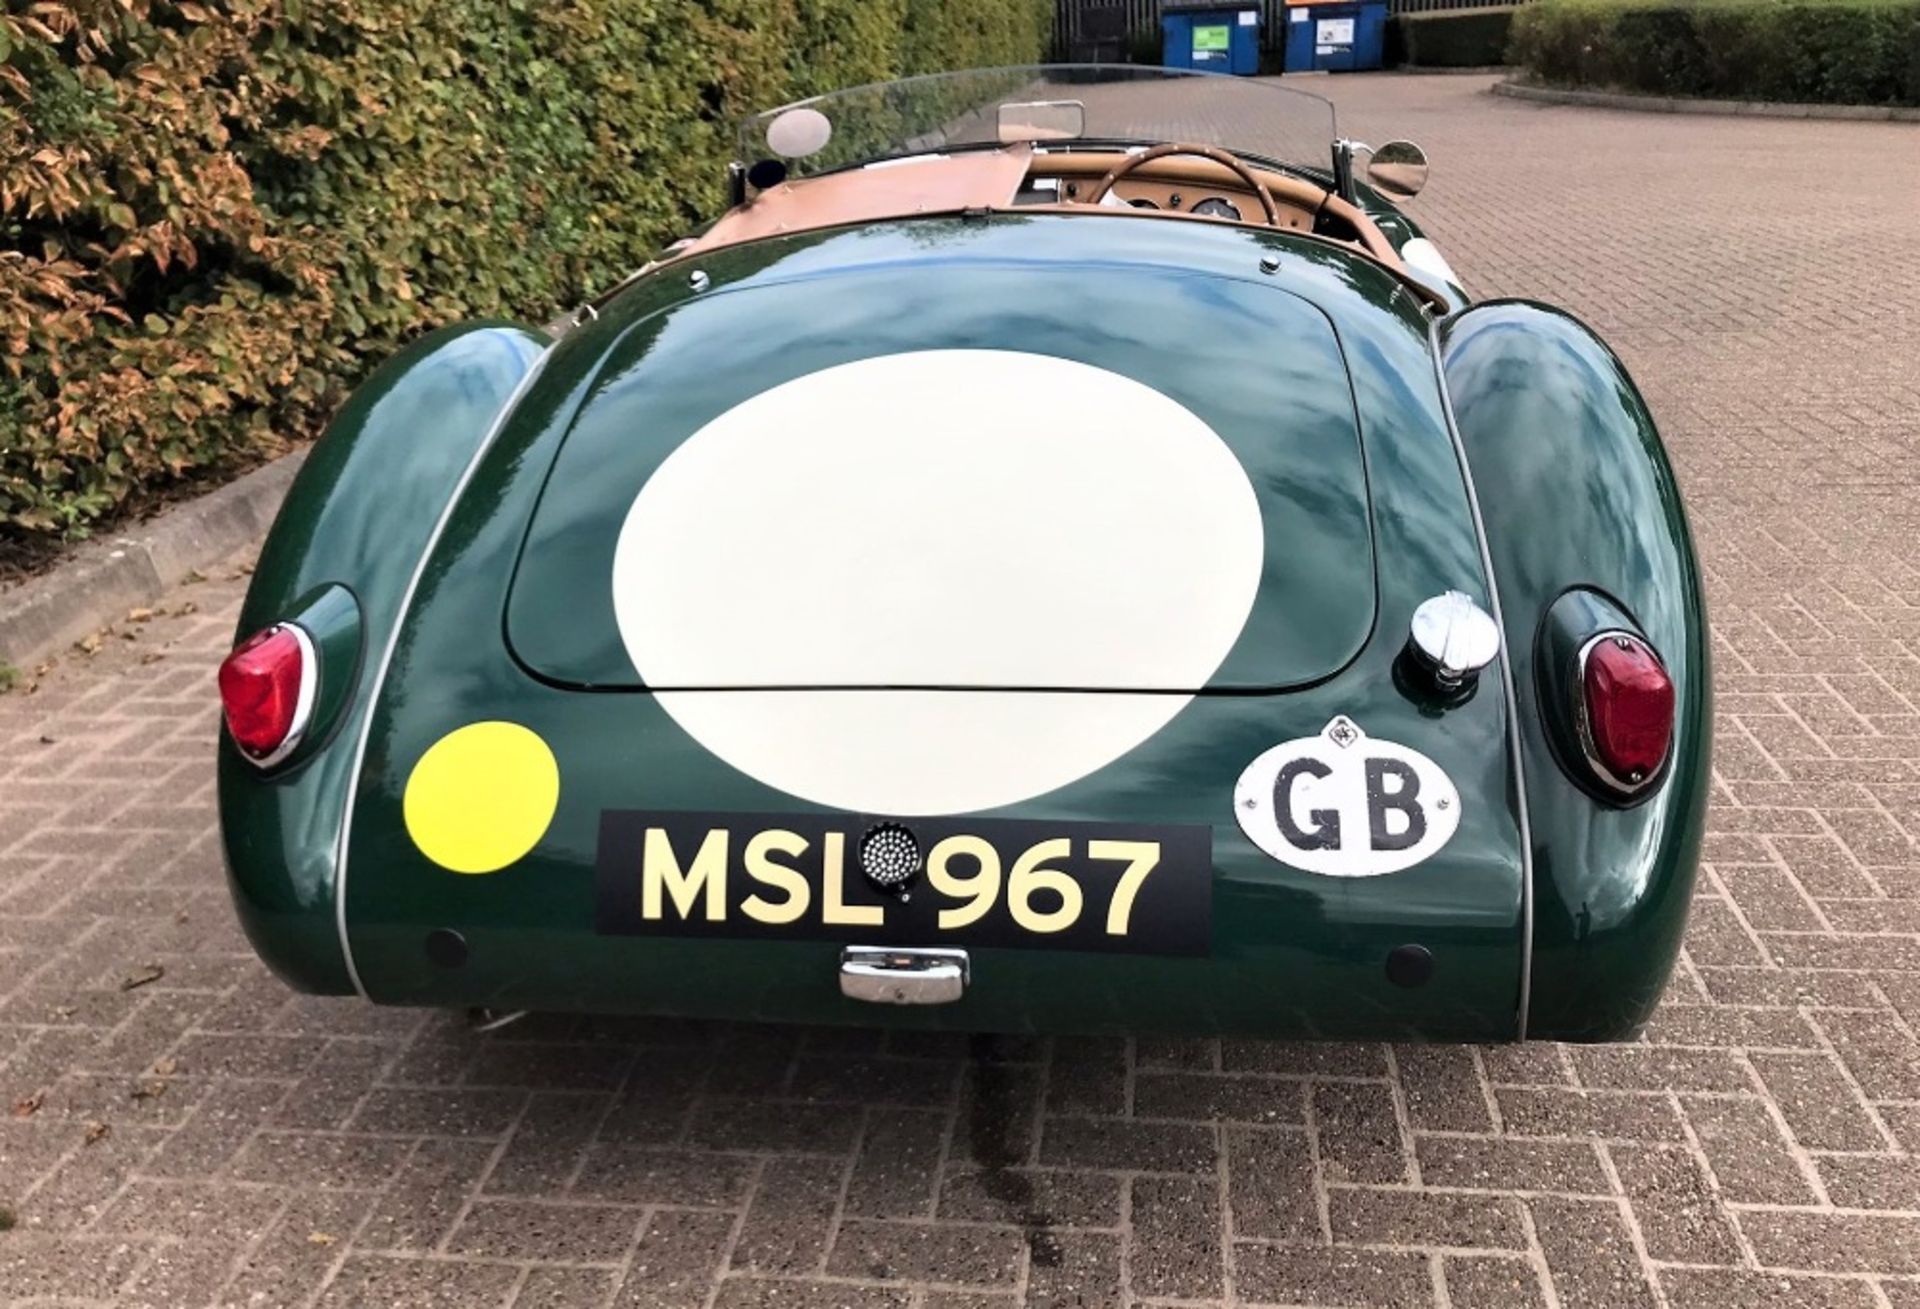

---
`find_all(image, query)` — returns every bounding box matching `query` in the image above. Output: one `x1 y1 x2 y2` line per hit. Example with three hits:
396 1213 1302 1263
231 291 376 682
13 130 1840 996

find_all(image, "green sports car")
217 67 1708 1043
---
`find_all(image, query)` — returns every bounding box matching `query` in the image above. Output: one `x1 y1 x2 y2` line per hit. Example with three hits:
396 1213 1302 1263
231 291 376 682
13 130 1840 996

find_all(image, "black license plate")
594 810 1212 956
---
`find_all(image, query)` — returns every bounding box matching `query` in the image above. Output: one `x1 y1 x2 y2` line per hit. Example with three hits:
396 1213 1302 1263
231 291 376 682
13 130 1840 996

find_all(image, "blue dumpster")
1161 3 1261 76
1282 0 1387 72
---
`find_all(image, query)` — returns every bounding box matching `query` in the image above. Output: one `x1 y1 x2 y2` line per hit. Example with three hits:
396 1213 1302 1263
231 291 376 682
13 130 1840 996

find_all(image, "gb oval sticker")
1233 716 1460 877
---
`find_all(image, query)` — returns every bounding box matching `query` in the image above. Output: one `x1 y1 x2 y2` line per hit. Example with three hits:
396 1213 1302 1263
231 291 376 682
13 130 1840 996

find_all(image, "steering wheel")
1084 142 1283 226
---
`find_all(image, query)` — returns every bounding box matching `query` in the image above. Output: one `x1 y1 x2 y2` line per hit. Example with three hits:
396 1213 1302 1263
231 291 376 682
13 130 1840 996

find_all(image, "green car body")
220 168 1707 1044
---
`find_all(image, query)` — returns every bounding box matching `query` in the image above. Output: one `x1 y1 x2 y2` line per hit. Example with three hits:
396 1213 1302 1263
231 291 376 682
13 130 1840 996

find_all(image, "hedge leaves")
1 0 1051 544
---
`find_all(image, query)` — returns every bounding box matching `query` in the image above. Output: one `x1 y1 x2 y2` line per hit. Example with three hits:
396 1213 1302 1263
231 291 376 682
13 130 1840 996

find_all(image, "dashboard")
1014 173 1315 234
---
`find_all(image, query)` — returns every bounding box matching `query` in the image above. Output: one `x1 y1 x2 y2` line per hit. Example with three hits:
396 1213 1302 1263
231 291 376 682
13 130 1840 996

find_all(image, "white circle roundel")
1233 717 1461 877
612 348 1265 816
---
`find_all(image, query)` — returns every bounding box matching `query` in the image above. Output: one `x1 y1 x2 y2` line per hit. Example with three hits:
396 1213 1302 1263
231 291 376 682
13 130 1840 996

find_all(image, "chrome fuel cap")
1407 590 1501 690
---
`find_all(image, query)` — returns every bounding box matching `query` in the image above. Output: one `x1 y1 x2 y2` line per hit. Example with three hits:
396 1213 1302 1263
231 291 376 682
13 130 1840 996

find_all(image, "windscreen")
737 65 1337 180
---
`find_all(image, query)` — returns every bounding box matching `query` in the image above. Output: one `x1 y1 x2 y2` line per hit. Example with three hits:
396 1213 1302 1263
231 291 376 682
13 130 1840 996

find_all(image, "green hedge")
1510 0 1920 104
0 1 1050 546
1394 7 1519 65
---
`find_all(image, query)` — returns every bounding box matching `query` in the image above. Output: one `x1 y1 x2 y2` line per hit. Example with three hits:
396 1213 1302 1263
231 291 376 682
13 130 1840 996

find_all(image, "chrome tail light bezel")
1572 628 1674 799
222 623 319 769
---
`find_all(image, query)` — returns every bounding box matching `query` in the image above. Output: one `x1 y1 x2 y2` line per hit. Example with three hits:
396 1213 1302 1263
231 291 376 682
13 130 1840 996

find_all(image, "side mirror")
1365 140 1429 200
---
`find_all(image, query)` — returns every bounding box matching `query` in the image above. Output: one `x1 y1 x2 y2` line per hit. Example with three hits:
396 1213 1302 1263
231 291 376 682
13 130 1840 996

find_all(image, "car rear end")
222 216 1537 1040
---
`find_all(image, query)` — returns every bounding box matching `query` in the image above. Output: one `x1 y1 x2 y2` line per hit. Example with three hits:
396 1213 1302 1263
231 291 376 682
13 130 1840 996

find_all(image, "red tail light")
1578 632 1674 793
219 625 316 766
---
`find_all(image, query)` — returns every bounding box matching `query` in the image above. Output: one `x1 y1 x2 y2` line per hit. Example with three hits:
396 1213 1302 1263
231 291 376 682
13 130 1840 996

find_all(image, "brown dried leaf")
126 606 155 622
11 1093 43 1119
119 964 165 991
83 1121 110 1145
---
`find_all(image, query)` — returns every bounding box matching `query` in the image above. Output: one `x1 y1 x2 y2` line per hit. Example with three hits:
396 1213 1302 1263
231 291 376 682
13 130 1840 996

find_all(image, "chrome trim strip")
235 623 318 770
330 348 553 1000
1428 317 1538 1041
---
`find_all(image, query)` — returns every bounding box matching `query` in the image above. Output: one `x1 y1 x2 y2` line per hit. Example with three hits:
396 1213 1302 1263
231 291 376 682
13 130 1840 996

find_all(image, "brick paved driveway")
4 73 1919 1308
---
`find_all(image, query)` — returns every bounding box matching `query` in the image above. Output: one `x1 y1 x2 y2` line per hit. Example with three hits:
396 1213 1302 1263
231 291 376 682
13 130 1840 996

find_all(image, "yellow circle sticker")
403 721 559 874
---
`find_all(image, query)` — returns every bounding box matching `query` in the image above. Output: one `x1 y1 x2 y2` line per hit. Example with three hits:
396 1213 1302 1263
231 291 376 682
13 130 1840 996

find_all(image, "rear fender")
1439 301 1710 1042
220 322 548 993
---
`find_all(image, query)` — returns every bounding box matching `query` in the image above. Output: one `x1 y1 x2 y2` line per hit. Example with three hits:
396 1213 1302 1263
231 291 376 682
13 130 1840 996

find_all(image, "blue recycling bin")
1282 0 1387 72
1161 4 1261 76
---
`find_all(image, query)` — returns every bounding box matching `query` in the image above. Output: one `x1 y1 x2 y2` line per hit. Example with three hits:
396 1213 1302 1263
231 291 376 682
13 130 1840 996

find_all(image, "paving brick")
466 1039 633 1090
1608 1144 1742 1266
347 1085 528 1139
1038 1115 1214 1173
92 1178 283 1244
22 1121 169 1233
731 1155 845 1275
359 1138 497 1253
270 1037 395 1130
0 1233 149 1299
1313 1082 1408 1184
713 1279 912 1309
1495 1087 1687 1142
1816 1008 1920 1101
1658 1269 1882 1309
482 1090 605 1192
938 1168 1123 1229
1715 865 1826 931
791 1053 960 1107
572 1143 754 1207
1739 1212 1920 1275
826 1218 1026 1286
1222 1040 1388 1078
613 1209 736 1308
1044 1036 1127 1116
846 1107 947 1219
1414 1136 1609 1195
1442 1254 1549 1308
1233 1244 1432 1308
1570 1047 1753 1094
1816 1155 1920 1210
1129 1175 1223 1299
512 1267 623 1308
954 1061 1042 1168
1696 967 1885 1010
1023 1228 1121 1308
1226 1125 1321 1242
1682 1094 1819 1204
1641 1004 1817 1049
1393 1046 1493 1133
691 1097 862 1155
1749 1051 1889 1150
1328 1186 1527 1251
1527 1198 1657 1309
446 1198 644 1262
314 1254 520 1309
1131 1070 1306 1124
229 1129 414 1189
217 1188 379 1309
119 1240 249 1309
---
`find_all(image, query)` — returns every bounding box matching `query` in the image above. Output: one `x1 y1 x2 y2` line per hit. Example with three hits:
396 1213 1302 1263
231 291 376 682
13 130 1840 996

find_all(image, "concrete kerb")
1492 79 1920 122
0 450 306 671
